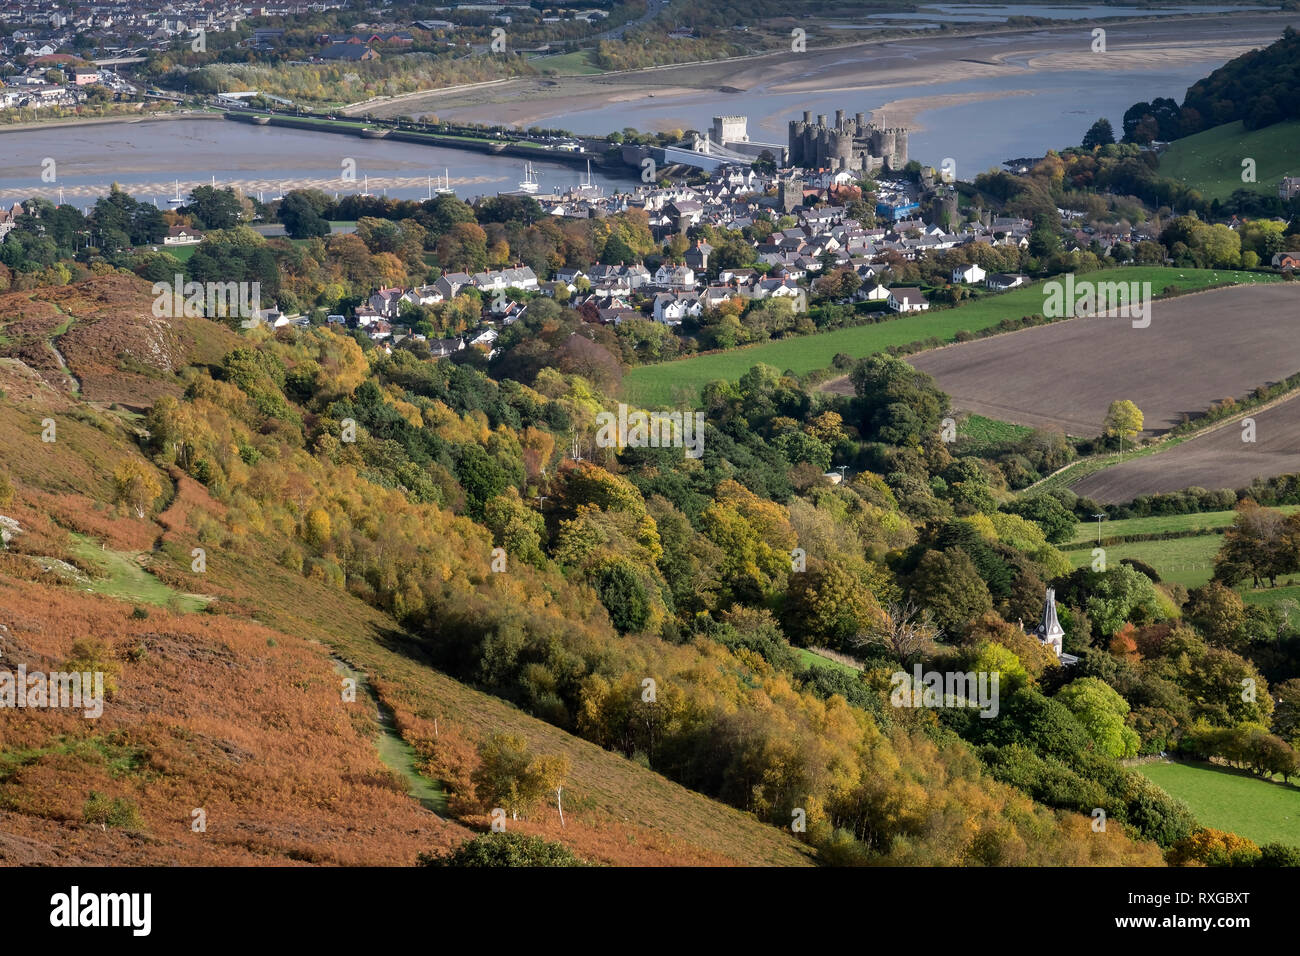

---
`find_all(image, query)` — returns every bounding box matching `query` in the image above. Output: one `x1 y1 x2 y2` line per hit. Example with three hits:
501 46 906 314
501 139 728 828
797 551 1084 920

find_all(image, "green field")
162 244 197 263
956 414 1033 456
792 647 862 677
67 533 211 613
1158 119 1300 203
1066 535 1222 588
1137 761 1300 848
535 50 604 75
1063 520 1300 604
1067 506 1300 546
622 268 1272 407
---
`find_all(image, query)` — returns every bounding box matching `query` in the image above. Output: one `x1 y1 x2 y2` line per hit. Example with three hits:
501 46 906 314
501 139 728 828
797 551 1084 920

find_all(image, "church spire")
1036 588 1065 656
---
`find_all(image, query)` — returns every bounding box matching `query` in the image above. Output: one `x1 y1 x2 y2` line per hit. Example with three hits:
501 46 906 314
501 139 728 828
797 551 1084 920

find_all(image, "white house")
472 266 538 292
951 263 986 284
164 226 204 246
887 288 930 313
985 273 1029 291
861 283 891 302
653 263 696 289
652 292 702 325
402 284 444 307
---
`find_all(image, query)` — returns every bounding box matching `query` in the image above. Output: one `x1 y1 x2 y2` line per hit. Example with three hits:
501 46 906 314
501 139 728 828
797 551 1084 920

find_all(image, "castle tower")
779 176 804 213
1035 588 1065 657
789 113 810 166
893 128 909 167
829 129 853 171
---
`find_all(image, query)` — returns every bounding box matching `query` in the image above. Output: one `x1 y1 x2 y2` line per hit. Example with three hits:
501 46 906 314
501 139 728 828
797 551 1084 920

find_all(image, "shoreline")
0 11 1291 141
382 11 1296 130
0 109 221 136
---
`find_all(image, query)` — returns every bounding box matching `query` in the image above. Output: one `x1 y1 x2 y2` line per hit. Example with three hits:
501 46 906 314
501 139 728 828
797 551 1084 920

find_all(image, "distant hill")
1181 26 1300 133
1124 27 1300 144
1157 119 1300 203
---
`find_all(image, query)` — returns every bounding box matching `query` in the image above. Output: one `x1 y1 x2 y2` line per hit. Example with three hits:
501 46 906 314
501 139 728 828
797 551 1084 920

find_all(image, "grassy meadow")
1157 119 1300 203
1137 760 1300 847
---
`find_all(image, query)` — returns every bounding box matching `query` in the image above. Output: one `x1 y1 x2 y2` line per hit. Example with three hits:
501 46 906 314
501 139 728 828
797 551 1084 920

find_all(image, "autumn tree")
1102 399 1143 453
1213 501 1300 589
1184 581 1247 649
113 459 162 519
1167 828 1261 867
782 561 886 650
471 733 570 820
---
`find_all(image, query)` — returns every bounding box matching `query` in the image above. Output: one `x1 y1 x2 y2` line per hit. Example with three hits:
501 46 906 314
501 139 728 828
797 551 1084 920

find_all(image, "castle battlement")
789 109 909 175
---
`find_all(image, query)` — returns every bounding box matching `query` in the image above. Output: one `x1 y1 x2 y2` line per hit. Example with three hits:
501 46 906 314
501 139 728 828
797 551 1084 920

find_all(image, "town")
0 0 1298 905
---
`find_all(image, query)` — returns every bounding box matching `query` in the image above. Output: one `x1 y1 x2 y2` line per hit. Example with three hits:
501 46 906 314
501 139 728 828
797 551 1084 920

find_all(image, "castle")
788 109 908 174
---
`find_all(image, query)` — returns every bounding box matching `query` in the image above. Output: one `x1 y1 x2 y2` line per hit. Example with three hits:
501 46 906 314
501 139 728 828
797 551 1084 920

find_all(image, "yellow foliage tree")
113 459 162 519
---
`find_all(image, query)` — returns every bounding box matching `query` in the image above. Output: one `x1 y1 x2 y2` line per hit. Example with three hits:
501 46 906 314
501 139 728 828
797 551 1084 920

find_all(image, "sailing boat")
359 174 374 198
575 158 599 194
167 180 185 205
517 162 539 194
436 168 454 196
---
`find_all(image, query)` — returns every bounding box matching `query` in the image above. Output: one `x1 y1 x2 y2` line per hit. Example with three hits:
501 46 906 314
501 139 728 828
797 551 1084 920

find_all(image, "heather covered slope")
0 273 242 408
0 275 1188 866
0 305 815 866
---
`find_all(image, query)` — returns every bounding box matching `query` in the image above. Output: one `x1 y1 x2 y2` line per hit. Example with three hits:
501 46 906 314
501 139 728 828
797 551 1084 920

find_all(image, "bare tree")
853 600 943 659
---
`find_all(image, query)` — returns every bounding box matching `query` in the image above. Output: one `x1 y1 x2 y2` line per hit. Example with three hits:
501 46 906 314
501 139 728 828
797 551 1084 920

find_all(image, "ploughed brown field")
1070 393 1300 503
910 284 1300 437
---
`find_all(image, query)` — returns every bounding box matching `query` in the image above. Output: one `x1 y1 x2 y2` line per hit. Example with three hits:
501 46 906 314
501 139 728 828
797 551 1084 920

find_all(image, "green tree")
185 185 244 230
593 559 651 634
279 190 330 239
1082 118 1116 149
419 832 589 867
1056 564 1168 639
850 354 947 445
1056 677 1141 758
1004 494 1078 544
907 548 992 638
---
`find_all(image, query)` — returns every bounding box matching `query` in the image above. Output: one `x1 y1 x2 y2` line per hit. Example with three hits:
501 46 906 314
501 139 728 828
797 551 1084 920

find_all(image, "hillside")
0 272 1190 867
0 276 821 866
1157 119 1300 203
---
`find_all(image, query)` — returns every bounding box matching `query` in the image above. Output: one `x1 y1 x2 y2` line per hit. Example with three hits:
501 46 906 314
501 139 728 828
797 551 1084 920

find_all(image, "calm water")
533 54 1232 173
1 11 1293 202
0 118 637 207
